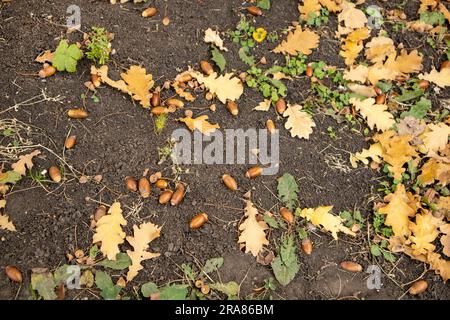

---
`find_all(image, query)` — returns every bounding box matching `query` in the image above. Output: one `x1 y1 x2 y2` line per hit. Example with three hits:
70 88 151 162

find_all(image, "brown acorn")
245 166 262 179
226 101 239 116
409 280 428 295
142 7 157 18
155 179 168 189
189 213 208 229
166 98 184 109
94 205 107 221
38 65 56 78
375 94 386 105
340 261 363 272
200 60 213 75
301 238 313 255
305 65 313 77
5 266 23 283
440 60 450 70
68 108 88 119
64 135 77 149
280 207 294 224
246 6 263 16
418 79 430 90
222 174 238 191
151 106 169 115
49 166 62 183
275 98 286 115
266 119 276 134
170 183 185 206
138 177 151 198
159 189 173 204
124 176 138 192
151 90 160 107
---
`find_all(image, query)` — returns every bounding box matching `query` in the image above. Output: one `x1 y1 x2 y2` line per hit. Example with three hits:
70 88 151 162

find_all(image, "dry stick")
0 89 64 115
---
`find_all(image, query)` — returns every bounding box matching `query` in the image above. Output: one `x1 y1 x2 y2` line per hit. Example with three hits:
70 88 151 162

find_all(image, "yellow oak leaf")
419 68 450 88
238 199 269 257
340 39 363 66
178 115 220 135
440 224 450 257
0 214 16 232
385 50 423 76
298 0 322 21
350 142 383 168
189 71 243 104
92 202 127 261
204 28 228 51
422 123 450 153
350 97 395 132
409 212 442 255
418 158 440 186
439 3 450 24
426 251 450 282
419 0 438 13
347 83 377 97
338 1 367 29
437 197 450 219
283 104 316 139
346 27 370 43
378 184 416 238
366 63 397 85
126 222 161 282
273 26 320 56
299 206 355 240
364 36 396 64
319 0 341 12
11 150 41 176
35 50 54 63
344 65 368 83
374 131 417 180
254 99 271 111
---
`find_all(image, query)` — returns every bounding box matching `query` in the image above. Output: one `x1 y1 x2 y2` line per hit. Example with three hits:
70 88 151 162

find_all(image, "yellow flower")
252 27 267 43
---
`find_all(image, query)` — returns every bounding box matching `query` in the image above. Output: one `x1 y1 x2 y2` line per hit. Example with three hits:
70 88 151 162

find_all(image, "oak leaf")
364 36 395 64
344 65 368 83
35 50 54 63
178 115 220 135
419 68 450 88
366 63 397 85
238 199 269 257
426 251 450 282
273 26 319 56
422 123 450 153
204 28 228 51
254 99 271 111
347 83 376 97
319 0 341 12
126 222 161 282
418 158 450 186
299 206 355 240
189 71 243 104
419 0 438 13
385 50 423 76
440 224 450 257
350 142 383 168
337 1 367 30
0 214 15 232
283 104 316 139
93 202 127 261
409 212 442 255
298 0 321 21
11 150 41 176
350 98 395 132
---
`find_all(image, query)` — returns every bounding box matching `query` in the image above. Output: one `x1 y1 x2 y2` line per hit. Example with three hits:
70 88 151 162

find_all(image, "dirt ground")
0 0 449 300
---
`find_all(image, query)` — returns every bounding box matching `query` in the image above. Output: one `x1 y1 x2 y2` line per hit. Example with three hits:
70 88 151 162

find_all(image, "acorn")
5 266 23 283
166 98 184 109
340 261 363 272
155 179 168 189
124 176 138 192
440 60 450 70
280 207 294 224
149 172 162 183
245 166 262 179
189 213 208 229
170 183 185 206
200 284 210 295
200 60 213 75
151 106 169 115
409 280 428 295
64 135 77 149
306 64 313 77
151 91 160 107
222 174 238 191
375 94 386 105
38 65 56 78
275 98 286 115
159 189 173 204
138 177 151 198
266 119 276 134
246 6 263 16
418 79 430 90
142 7 157 18
301 238 313 255
195 279 204 288
68 108 88 119
49 166 62 183
94 205 107 221
226 101 239 116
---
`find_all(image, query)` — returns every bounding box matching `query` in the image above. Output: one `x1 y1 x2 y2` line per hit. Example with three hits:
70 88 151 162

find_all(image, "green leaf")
53 265 72 285
31 272 57 300
95 271 121 300
419 11 445 26
257 0 271 10
211 46 226 72
210 281 240 299
181 263 197 281
400 97 431 119
2 128 14 137
263 214 279 229
0 170 22 184
395 88 424 102
80 270 94 287
370 244 382 257
238 47 255 66
203 257 224 274
141 282 159 297
271 235 299 286
383 251 396 262
99 252 131 270
297 227 308 240
277 173 299 211
159 284 189 300
52 40 83 73
376 81 392 93
89 244 99 259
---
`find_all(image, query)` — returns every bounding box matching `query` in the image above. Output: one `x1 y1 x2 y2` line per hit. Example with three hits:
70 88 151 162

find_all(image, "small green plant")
373 213 393 238
339 210 364 228
306 8 329 27
85 27 112 65
246 66 287 102
154 114 168 134
52 40 83 72
370 239 396 262
327 126 337 139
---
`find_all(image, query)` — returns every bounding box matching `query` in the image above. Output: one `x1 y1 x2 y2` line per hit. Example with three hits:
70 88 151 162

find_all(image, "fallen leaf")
178 115 220 135
298 0 321 21
364 36 396 64
238 199 269 257
0 214 16 232
350 97 395 132
347 83 377 97
350 142 383 168
319 0 341 12
419 68 450 88
422 123 450 153
254 99 271 111
189 71 243 104
338 1 367 30
35 50 54 63
344 65 368 83
283 104 316 139
273 26 320 56
204 28 228 52
11 150 41 176
440 224 450 257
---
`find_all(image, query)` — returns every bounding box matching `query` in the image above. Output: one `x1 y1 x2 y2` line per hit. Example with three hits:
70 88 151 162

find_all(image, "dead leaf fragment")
11 150 41 176
283 104 316 139
273 26 319 56
238 200 269 257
